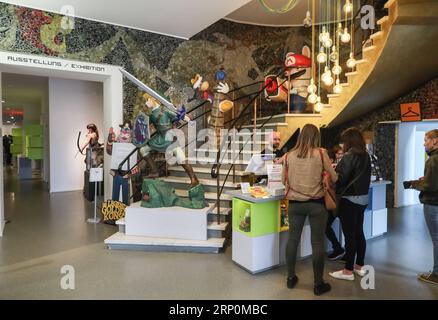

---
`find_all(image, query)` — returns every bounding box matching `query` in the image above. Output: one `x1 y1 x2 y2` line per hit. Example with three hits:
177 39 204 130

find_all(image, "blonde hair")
292 124 320 158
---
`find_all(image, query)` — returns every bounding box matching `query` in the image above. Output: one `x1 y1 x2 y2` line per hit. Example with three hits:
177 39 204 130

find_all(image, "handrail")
211 68 311 223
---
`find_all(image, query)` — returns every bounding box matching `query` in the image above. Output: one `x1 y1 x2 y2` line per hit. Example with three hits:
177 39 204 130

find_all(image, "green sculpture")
141 179 208 209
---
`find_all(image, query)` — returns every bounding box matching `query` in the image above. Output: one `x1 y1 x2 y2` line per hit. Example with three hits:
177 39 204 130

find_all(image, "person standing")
411 129 438 285
326 145 345 261
283 124 337 296
330 128 371 281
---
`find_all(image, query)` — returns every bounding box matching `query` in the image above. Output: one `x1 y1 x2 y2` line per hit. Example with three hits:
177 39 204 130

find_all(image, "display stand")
87 168 103 224
227 190 283 274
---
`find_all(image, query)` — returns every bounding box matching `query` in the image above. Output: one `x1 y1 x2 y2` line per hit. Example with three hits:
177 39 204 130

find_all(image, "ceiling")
1 72 48 109
4 0 360 39
2 0 253 39
226 0 359 27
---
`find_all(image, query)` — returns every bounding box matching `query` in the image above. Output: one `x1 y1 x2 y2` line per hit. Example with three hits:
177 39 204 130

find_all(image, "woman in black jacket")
329 128 371 281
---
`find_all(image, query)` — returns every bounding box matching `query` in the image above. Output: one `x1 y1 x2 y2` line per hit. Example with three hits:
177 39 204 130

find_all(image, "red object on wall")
400 102 421 122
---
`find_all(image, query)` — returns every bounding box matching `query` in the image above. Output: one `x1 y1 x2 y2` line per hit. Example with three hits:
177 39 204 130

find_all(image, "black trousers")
325 211 343 252
338 198 367 271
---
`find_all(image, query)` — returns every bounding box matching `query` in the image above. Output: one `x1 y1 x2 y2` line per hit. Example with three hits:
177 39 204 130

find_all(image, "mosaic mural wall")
0 2 320 125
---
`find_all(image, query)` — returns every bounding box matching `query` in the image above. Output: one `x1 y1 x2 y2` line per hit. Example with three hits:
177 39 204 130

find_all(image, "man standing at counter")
410 129 438 285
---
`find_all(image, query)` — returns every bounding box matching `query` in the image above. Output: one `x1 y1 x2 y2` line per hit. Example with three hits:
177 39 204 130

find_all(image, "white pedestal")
125 202 208 241
232 230 279 274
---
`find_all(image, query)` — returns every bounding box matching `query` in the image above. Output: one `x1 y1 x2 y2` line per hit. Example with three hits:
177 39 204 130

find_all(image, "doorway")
395 121 438 207
0 51 124 236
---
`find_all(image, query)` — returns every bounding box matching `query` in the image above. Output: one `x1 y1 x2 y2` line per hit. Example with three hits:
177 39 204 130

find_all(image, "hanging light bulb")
330 45 338 62
332 61 342 75
336 23 343 38
341 28 351 43
344 0 353 13
333 79 343 94
303 10 312 28
346 52 357 69
314 97 324 112
317 47 327 64
307 78 317 94
308 93 318 104
323 37 333 48
322 66 334 86
319 26 329 43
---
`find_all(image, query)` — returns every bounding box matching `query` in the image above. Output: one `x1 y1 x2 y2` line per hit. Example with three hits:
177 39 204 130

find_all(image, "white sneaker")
354 268 366 277
329 270 355 281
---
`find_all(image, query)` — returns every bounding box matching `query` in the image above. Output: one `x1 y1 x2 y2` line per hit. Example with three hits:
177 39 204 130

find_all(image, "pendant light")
303 0 312 27
341 28 351 43
332 61 342 75
317 47 327 64
333 78 343 94
343 0 353 13
330 45 338 62
314 97 324 112
346 52 357 68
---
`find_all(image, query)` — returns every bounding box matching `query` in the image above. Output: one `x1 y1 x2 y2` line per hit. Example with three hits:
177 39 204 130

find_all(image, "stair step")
355 59 367 65
377 16 389 26
340 83 349 87
363 45 377 53
370 31 384 40
207 205 231 216
327 93 341 98
105 232 225 250
159 176 239 188
346 71 359 77
187 157 250 165
168 166 246 176
207 222 229 231
384 0 396 9
241 122 288 129
175 189 233 201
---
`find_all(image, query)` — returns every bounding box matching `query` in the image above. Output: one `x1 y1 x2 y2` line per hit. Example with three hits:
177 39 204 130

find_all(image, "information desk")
229 181 391 274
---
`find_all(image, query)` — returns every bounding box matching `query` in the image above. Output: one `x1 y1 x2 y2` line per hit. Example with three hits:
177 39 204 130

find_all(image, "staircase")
248 0 438 148
322 0 438 127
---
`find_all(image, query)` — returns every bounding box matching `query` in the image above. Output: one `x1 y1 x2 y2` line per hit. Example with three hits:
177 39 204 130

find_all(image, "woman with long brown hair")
283 123 337 296
329 127 371 281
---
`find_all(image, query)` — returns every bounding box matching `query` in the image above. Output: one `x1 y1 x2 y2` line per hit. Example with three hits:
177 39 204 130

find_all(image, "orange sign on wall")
400 102 421 122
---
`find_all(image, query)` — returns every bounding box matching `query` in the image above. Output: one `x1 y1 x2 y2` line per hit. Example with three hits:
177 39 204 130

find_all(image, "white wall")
49 78 103 193
396 122 438 207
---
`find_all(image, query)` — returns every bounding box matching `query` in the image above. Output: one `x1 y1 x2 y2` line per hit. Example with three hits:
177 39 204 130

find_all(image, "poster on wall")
400 102 421 122
110 143 137 171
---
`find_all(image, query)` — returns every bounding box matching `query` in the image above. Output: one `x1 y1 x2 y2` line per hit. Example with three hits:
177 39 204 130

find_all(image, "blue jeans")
424 204 438 275
112 175 129 205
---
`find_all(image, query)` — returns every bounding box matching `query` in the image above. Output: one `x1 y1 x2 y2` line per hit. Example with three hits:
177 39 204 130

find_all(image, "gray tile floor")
1 168 438 299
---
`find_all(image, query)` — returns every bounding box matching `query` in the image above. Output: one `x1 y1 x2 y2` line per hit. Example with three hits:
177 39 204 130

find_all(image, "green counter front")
227 190 283 274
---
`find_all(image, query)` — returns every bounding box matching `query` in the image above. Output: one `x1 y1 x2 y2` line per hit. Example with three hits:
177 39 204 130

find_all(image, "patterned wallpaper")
0 3 318 124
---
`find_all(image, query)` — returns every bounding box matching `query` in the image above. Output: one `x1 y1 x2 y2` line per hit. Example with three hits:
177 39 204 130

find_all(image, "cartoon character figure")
106 123 134 205
79 123 104 170
139 93 200 188
264 46 312 113
191 69 234 148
